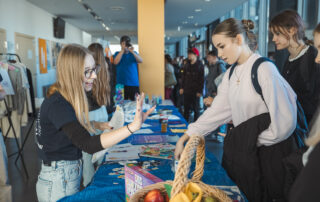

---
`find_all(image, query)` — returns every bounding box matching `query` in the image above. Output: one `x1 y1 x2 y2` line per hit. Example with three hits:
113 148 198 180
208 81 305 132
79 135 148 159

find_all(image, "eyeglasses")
84 65 101 79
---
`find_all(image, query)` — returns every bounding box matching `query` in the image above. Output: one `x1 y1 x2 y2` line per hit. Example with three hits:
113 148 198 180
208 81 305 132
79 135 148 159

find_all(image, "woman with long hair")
35 44 154 202
80 43 112 187
289 23 320 202
174 18 297 201
270 10 320 124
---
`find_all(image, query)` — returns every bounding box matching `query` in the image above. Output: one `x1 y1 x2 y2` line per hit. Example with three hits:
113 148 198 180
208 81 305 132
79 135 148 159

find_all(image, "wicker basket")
130 135 232 202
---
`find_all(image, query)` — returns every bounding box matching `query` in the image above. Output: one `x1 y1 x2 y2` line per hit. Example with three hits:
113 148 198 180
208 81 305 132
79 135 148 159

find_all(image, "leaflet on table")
214 185 246 202
133 128 153 134
130 134 168 144
140 143 176 160
170 128 187 133
148 114 180 120
93 143 143 163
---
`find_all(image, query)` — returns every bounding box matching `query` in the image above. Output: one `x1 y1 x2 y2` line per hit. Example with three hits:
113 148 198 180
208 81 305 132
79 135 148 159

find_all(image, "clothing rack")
0 53 21 62
0 53 29 178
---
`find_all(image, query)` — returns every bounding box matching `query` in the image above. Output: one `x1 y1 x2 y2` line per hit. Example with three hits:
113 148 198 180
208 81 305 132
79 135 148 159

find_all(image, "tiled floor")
4 118 224 202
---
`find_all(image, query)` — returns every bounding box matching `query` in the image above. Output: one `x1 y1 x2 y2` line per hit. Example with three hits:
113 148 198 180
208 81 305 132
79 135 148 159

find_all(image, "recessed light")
110 6 124 11
195 23 198 26
195 9 202 12
188 16 194 19
204 0 211 2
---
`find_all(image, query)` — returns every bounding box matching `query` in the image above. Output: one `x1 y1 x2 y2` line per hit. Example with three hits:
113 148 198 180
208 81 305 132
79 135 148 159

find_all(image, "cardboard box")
125 163 163 201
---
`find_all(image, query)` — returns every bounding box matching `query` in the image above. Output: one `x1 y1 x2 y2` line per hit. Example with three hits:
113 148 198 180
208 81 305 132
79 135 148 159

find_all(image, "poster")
51 41 62 68
38 38 47 74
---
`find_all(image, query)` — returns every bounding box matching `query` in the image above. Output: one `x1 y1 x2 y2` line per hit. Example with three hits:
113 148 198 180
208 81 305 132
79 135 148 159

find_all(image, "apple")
163 193 169 202
144 189 164 202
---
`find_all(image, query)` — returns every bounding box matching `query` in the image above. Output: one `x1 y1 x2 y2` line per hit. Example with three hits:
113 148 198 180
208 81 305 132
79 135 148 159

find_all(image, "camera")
125 40 132 48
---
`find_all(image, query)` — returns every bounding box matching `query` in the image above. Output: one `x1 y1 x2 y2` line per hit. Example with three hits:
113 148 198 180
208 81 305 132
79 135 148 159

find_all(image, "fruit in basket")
144 189 164 202
185 182 203 202
202 196 218 202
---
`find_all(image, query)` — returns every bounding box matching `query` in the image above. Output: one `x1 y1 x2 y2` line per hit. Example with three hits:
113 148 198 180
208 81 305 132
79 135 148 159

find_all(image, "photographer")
114 35 143 100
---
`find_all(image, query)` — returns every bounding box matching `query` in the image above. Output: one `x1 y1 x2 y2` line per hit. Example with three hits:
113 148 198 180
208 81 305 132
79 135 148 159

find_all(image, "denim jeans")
36 159 82 202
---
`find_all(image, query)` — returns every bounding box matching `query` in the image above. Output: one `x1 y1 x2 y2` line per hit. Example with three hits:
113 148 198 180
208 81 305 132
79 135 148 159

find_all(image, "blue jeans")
36 159 82 202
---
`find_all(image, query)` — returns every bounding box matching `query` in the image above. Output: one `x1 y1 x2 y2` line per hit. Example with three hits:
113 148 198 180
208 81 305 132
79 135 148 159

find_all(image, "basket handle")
171 135 205 197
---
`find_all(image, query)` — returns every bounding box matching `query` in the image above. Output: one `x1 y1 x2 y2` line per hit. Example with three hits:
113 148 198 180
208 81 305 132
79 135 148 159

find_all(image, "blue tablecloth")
59 104 240 202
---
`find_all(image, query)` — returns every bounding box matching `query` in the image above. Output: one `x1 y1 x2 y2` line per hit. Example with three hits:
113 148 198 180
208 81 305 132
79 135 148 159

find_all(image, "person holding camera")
114 35 143 100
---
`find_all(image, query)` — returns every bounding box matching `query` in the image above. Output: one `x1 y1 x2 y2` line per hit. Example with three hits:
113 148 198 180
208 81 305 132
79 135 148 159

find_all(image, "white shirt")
186 53 297 146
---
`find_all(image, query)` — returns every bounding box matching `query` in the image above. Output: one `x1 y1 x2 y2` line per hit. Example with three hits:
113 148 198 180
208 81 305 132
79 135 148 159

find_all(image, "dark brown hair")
270 10 306 44
213 18 257 51
88 43 111 106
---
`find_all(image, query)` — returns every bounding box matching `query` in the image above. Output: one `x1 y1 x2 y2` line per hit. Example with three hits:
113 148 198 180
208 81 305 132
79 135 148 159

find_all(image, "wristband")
127 124 134 134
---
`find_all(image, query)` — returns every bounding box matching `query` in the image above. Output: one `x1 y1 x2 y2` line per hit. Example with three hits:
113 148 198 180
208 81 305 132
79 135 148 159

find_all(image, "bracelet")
127 124 134 134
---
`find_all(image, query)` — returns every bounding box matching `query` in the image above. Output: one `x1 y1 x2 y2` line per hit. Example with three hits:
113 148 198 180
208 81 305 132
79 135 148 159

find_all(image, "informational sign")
38 38 47 74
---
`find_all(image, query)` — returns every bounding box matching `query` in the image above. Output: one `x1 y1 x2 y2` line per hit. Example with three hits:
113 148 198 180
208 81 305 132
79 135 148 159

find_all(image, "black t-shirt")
37 92 81 161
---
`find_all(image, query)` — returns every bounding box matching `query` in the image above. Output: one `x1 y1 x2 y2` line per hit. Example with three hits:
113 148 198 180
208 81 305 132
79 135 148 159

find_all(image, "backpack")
229 57 309 148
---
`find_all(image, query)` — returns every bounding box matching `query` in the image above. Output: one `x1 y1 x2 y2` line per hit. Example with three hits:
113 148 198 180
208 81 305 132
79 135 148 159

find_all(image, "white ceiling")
26 0 247 44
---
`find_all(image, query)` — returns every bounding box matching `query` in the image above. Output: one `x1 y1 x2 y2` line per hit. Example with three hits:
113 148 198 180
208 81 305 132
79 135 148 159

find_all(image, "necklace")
234 67 243 85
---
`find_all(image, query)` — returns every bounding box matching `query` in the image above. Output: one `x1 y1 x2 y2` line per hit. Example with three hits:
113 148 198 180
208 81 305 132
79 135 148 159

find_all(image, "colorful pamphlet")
139 143 176 160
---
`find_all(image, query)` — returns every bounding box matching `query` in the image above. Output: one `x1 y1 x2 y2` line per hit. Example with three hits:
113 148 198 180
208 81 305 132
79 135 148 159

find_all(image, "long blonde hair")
88 43 111 106
47 44 94 132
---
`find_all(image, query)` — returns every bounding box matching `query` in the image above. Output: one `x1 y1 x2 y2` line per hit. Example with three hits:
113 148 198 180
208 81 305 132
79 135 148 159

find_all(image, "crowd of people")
5 8 316 202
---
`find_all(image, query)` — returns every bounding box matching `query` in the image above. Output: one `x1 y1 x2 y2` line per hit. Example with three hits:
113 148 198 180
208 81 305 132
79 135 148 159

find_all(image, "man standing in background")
180 48 204 122
113 36 143 100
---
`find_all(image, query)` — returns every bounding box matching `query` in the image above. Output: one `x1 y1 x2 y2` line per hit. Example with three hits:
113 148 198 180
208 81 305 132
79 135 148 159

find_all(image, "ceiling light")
105 26 110 31
102 23 106 27
188 16 194 19
114 35 120 40
177 26 181 31
78 0 82 2
110 6 124 11
204 0 211 2
182 21 188 24
195 9 202 12
195 23 198 26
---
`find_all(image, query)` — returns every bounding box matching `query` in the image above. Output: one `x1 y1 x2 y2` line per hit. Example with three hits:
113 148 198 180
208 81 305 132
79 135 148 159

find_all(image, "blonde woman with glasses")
35 44 155 202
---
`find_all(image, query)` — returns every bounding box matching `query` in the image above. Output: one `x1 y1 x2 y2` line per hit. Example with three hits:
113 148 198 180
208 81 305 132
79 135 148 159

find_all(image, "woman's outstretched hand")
130 92 156 132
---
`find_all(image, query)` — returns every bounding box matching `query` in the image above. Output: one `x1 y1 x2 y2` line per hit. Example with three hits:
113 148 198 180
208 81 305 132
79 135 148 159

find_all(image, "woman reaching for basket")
175 18 297 202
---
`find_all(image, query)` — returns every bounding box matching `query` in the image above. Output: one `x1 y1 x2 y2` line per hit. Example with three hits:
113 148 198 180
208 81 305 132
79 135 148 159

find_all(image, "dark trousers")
183 93 200 122
124 86 140 101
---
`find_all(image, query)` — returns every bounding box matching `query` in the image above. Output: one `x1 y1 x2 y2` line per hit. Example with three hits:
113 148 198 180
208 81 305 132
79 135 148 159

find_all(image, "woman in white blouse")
175 18 297 201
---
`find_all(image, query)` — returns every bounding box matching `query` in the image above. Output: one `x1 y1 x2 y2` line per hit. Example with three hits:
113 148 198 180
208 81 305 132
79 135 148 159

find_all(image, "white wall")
0 0 92 101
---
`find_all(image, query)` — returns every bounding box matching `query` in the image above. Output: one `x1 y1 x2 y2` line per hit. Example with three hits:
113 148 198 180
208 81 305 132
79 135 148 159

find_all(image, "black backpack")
229 57 309 148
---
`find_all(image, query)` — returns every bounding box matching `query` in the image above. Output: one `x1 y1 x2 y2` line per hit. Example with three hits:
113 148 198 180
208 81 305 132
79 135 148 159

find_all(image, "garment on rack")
0 63 15 95
0 59 31 140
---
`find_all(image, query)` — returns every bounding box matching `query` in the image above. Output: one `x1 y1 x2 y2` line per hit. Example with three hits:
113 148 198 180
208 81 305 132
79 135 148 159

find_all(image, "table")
59 104 242 202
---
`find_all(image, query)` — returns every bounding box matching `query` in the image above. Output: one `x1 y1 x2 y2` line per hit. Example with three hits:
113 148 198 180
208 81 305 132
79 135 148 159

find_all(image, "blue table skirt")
59 152 235 202
59 104 239 202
